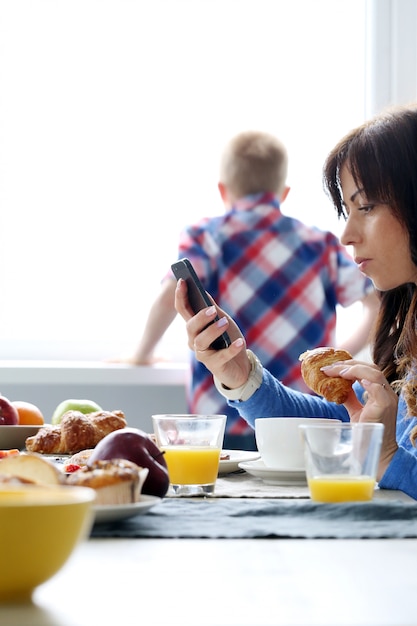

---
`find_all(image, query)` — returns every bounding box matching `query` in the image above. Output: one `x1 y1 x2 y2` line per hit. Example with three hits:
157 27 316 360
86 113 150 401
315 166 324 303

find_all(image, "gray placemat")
200 473 310 498
90 497 417 539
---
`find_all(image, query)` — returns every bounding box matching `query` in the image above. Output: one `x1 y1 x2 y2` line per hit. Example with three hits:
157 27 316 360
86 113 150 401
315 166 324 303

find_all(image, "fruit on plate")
12 401 45 425
0 453 63 485
51 398 103 425
0 395 19 426
0 449 19 459
87 428 170 498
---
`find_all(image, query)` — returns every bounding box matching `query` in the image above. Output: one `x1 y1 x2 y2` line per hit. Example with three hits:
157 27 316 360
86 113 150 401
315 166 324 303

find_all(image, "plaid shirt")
172 192 374 440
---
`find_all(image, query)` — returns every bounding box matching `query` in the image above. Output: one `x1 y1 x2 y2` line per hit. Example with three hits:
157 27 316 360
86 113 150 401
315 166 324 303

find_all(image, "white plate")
0 425 45 450
218 450 260 474
93 494 162 524
43 454 70 463
238 458 307 486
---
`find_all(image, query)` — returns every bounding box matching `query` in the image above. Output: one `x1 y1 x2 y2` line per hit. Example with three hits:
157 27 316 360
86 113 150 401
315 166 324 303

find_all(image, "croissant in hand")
299 347 353 404
25 410 127 455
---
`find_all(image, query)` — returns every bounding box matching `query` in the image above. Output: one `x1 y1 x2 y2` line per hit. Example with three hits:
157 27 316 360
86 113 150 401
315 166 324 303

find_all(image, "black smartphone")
171 257 231 350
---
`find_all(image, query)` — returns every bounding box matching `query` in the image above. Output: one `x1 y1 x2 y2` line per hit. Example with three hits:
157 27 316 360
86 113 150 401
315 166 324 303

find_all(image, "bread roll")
299 347 353 404
0 452 63 486
66 449 94 469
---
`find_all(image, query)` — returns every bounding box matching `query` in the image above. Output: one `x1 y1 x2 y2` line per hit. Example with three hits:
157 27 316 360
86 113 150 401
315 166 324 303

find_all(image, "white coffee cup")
255 417 338 470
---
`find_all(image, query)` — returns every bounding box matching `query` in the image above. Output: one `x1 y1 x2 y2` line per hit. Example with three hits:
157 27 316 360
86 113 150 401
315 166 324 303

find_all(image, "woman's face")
340 165 417 290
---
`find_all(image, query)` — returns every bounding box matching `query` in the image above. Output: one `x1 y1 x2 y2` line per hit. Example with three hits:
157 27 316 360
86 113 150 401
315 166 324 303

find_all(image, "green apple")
51 398 103 425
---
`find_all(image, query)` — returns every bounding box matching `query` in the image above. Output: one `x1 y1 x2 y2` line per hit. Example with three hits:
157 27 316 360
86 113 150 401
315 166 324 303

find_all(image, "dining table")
2 460 417 626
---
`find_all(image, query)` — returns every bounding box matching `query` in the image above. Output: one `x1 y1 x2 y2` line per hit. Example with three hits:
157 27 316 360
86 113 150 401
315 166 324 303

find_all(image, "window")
0 0 369 360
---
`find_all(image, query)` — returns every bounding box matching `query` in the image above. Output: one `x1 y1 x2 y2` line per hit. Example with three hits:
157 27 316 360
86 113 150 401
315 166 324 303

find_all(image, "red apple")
87 427 169 498
0 396 19 425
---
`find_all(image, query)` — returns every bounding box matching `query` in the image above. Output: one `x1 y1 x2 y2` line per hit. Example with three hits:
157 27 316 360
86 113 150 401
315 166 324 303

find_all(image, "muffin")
66 459 148 505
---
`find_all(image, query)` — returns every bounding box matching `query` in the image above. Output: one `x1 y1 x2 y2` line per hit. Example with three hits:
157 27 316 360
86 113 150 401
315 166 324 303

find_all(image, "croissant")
299 347 353 404
25 410 127 455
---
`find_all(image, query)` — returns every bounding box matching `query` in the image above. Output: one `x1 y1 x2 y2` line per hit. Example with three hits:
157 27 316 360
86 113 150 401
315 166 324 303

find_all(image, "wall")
0 362 188 432
366 0 417 116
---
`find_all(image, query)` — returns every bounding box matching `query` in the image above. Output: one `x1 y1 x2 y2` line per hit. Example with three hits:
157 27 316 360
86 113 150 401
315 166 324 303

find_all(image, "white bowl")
0 425 46 450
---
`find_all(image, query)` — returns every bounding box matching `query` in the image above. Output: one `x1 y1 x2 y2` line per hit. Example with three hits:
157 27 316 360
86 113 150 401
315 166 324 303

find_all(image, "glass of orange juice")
152 414 227 496
299 422 384 503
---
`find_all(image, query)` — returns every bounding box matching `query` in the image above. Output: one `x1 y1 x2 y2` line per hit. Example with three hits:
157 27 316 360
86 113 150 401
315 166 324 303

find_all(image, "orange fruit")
12 401 44 425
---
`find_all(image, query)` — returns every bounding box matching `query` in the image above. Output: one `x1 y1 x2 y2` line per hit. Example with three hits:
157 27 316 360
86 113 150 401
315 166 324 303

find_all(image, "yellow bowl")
0 485 95 603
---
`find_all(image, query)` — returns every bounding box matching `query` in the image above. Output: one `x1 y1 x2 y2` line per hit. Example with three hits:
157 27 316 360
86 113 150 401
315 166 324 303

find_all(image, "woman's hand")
174 278 252 389
321 360 399 479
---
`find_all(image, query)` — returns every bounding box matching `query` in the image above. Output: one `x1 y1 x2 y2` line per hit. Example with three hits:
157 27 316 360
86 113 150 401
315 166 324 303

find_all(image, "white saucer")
218 450 260 474
238 458 307 486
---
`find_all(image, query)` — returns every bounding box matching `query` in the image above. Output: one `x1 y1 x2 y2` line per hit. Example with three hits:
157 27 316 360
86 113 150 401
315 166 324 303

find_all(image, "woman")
174 103 417 500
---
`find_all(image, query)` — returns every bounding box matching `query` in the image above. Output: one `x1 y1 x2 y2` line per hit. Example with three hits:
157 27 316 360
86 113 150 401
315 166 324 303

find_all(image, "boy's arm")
337 290 380 357
131 278 178 364
109 278 177 365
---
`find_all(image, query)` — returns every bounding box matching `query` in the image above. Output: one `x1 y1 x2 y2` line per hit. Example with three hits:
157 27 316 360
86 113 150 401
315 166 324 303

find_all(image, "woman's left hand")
321 360 399 479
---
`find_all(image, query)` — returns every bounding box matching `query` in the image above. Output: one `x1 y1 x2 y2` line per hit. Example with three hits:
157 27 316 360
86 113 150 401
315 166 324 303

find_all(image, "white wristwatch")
214 350 263 402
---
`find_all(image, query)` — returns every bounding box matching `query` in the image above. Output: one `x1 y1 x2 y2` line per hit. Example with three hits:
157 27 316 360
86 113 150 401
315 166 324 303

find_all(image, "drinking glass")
299 422 384 502
152 414 226 496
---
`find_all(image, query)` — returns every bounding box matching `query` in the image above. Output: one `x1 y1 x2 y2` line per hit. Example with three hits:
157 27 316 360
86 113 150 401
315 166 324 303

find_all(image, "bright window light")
0 0 366 360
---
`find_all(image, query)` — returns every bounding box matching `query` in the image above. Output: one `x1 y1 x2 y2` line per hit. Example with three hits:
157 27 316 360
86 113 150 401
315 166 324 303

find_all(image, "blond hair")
219 131 288 200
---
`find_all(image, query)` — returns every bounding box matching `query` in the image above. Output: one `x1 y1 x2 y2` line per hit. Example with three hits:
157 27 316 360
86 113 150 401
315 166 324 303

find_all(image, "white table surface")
2 534 417 626
2 483 416 626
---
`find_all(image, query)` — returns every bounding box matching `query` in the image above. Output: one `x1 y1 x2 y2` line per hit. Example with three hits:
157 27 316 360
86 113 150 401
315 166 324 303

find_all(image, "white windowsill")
0 361 189 386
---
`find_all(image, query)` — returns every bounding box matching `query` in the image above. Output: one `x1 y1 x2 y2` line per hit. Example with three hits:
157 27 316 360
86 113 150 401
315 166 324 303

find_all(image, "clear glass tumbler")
152 414 227 496
299 422 384 502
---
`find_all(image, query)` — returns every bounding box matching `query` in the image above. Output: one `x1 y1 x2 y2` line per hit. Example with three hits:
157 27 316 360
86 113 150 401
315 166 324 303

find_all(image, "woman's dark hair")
323 104 417 265
322 104 417 423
